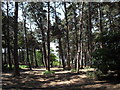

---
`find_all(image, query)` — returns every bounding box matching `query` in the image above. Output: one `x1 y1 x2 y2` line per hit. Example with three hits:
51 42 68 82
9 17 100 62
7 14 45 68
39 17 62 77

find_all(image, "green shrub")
19 65 29 69
86 70 103 79
42 70 55 75
52 61 60 66
93 31 120 73
71 69 77 72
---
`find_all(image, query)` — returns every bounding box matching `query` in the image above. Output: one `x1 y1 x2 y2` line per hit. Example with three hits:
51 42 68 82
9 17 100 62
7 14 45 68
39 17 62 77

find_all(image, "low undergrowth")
42 70 55 75
86 70 104 79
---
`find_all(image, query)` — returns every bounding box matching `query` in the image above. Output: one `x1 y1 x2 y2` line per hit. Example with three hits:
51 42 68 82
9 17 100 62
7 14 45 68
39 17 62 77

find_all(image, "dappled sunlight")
79 68 96 72
55 70 71 74
2 73 12 77
2 67 120 89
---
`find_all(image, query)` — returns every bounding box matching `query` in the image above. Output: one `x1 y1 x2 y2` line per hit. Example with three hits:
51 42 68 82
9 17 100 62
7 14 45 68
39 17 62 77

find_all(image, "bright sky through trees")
17 2 65 59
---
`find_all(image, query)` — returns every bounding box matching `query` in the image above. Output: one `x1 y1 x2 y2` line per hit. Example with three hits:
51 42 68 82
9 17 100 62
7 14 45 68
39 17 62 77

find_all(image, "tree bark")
77 2 84 73
41 25 47 69
47 2 50 71
88 2 92 63
64 2 70 70
13 2 20 76
0 2 2 73
58 37 65 70
34 48 38 67
98 3 104 48
7 2 12 69
73 4 78 69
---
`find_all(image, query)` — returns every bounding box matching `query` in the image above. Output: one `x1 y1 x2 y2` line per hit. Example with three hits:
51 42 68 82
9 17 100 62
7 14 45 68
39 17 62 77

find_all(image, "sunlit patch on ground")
2 67 120 89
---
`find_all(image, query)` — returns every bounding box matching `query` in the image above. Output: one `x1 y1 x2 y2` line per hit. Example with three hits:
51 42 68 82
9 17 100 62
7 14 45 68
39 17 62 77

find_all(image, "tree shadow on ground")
2 68 120 90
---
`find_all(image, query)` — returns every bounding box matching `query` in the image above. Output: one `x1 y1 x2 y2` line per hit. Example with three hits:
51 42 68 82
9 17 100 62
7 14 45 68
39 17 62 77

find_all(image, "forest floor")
2 67 120 90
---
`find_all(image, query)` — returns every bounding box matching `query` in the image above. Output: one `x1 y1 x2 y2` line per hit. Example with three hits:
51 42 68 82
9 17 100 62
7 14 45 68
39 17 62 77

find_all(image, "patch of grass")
71 69 77 72
42 70 55 75
19 65 29 69
84 66 91 69
7 65 14 68
7 65 29 69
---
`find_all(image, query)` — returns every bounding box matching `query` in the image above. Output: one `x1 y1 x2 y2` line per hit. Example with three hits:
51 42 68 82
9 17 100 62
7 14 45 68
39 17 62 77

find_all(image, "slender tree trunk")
47 2 50 71
34 48 38 67
99 3 103 33
80 42 83 69
41 26 47 69
23 8 32 70
39 5 47 69
84 49 87 67
0 2 2 72
30 48 34 67
98 3 104 48
41 48 45 66
88 2 92 63
58 37 65 70
77 2 84 73
73 4 78 69
64 2 70 70
13 2 20 76
4 48 7 67
7 2 12 69
54 2 65 70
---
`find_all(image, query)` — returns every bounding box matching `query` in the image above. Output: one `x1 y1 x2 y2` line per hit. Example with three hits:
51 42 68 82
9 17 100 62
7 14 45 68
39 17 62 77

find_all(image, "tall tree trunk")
7 2 12 69
0 2 2 72
13 2 20 76
64 2 70 70
23 7 32 70
38 4 47 69
47 2 50 71
54 2 65 70
77 2 84 73
73 4 78 69
88 2 92 63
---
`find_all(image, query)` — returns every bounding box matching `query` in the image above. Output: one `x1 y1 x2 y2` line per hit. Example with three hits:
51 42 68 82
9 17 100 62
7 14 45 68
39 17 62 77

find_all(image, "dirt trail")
2 67 120 90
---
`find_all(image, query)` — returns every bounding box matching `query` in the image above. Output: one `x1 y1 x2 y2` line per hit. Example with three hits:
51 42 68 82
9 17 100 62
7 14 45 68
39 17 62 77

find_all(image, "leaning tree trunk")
13 2 20 76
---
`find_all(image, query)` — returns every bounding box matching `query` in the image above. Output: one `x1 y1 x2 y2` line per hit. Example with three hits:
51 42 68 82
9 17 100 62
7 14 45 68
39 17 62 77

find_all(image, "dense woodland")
2 1 120 79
